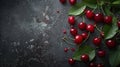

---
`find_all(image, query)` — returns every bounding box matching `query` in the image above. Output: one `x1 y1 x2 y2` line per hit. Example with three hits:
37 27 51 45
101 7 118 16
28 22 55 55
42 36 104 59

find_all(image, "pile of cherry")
59 0 120 67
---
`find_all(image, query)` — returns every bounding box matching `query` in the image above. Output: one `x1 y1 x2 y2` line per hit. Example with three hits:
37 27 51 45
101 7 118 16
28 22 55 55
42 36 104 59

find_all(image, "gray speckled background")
0 0 116 67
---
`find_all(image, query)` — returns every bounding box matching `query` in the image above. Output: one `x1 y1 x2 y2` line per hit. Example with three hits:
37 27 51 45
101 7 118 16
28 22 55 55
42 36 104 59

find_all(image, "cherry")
85 10 94 19
71 48 75 52
59 0 66 4
69 0 76 5
68 16 75 25
94 13 104 22
117 21 120 28
89 62 96 67
104 16 112 24
96 63 104 67
70 28 78 36
86 24 95 32
78 22 86 30
63 29 67 34
74 35 83 44
93 37 101 46
81 54 89 62
81 32 88 40
68 58 75 65
106 39 116 48
97 50 106 57
64 47 68 52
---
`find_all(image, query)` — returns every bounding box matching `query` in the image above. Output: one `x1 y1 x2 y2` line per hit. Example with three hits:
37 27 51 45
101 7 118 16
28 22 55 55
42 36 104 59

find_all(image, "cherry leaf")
73 45 95 61
103 17 118 39
112 0 120 5
69 3 86 16
109 46 120 67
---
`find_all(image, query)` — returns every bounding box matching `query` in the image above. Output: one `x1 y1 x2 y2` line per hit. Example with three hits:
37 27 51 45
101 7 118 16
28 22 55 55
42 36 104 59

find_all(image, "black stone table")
0 0 114 67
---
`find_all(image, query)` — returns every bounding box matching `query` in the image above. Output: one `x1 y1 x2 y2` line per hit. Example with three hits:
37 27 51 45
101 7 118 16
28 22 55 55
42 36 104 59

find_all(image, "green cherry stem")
100 5 106 15
62 36 75 46
95 25 102 32
82 15 85 22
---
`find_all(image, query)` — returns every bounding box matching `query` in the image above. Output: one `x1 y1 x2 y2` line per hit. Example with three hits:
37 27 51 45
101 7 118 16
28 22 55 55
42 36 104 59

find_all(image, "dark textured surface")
0 0 77 67
0 0 115 67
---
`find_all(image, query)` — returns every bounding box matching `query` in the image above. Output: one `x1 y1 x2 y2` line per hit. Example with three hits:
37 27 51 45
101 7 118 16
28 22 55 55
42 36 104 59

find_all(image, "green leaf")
104 6 113 16
83 1 97 9
103 17 118 39
112 0 120 5
69 3 86 16
73 45 95 61
109 46 120 67
82 0 97 4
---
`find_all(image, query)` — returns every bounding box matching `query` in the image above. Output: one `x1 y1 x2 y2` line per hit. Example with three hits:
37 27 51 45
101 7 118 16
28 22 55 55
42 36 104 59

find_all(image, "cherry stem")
95 25 102 32
62 36 75 46
100 5 106 15
82 16 85 22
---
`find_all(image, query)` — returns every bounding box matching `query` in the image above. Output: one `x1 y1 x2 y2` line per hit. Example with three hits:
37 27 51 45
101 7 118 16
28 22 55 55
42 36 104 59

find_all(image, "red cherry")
69 0 76 5
70 28 78 36
94 13 104 22
81 54 89 62
59 0 66 4
64 47 68 52
97 50 106 57
117 21 120 28
89 62 96 67
74 35 83 44
104 16 112 24
68 58 75 65
68 16 75 25
81 32 88 40
78 22 86 30
93 37 101 46
106 40 116 48
63 29 67 34
96 63 104 67
86 24 95 32
71 48 75 52
85 10 94 19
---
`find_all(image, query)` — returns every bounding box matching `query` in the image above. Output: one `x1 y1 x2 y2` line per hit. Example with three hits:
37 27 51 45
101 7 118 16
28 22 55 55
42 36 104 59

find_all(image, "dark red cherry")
71 48 75 52
117 21 120 28
86 10 94 19
74 35 83 44
97 50 106 57
86 24 95 32
93 37 101 46
89 62 96 67
78 22 86 30
59 0 66 4
106 39 116 48
64 47 68 52
69 0 76 5
81 32 88 40
68 58 75 65
68 16 75 25
81 54 89 62
104 16 112 24
94 13 104 22
96 63 104 67
70 28 78 36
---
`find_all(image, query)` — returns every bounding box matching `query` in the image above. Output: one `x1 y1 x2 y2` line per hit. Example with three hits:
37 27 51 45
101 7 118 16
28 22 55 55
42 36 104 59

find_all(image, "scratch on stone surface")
44 41 49 44
40 22 47 27
29 39 35 42
13 42 20 46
